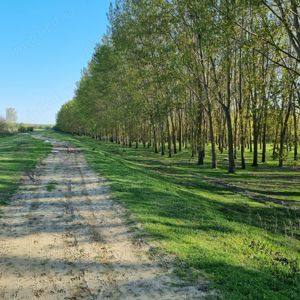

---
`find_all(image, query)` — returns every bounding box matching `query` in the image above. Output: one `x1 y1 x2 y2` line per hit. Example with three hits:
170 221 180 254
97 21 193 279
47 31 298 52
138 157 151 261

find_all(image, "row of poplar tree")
56 0 300 173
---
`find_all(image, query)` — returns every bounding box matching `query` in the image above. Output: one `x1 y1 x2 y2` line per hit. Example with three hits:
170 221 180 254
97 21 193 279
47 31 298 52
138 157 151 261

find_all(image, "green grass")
46 131 300 300
46 180 57 192
0 134 52 207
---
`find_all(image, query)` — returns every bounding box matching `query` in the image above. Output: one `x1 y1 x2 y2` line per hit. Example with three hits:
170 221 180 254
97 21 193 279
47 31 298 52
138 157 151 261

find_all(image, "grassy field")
0 134 52 207
42 132 300 299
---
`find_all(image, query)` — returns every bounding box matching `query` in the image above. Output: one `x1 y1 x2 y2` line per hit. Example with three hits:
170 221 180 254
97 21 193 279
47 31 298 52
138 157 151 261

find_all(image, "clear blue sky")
0 0 111 124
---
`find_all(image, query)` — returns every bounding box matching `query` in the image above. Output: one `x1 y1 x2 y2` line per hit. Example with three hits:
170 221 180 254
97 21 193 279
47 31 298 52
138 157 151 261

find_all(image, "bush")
18 125 34 133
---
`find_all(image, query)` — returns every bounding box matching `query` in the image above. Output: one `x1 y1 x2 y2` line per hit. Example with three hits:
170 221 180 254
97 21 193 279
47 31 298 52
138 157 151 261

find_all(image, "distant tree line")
56 0 300 172
18 125 34 133
0 108 36 135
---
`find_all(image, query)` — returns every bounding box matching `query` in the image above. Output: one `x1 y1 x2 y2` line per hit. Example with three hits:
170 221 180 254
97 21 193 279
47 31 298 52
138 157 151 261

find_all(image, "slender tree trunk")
240 120 246 169
185 122 188 149
293 104 298 160
178 109 182 152
197 106 204 165
225 60 235 173
225 108 235 173
252 125 259 167
208 103 217 168
279 98 292 167
238 46 246 169
234 104 238 159
167 116 172 158
160 122 165 156
170 113 177 154
261 114 267 163
252 91 260 167
249 119 252 152
153 124 158 153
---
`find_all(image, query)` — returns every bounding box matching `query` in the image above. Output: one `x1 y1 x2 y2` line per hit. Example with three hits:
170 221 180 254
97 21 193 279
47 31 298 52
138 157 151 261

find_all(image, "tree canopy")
56 0 300 172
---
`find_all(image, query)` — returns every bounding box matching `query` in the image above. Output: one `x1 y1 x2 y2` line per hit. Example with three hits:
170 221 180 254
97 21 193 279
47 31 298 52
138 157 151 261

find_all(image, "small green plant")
46 180 57 192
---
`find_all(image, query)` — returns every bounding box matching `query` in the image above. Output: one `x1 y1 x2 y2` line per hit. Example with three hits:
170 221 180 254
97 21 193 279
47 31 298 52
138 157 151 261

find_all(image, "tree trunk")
160 122 165 156
197 106 204 165
238 47 245 169
252 124 259 167
178 109 182 152
261 116 267 163
154 127 158 153
170 113 177 154
293 104 298 160
225 108 235 173
208 103 217 168
279 99 292 167
167 116 172 158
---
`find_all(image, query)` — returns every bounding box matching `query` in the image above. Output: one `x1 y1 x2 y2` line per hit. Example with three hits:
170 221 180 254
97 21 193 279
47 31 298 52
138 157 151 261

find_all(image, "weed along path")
0 138 210 300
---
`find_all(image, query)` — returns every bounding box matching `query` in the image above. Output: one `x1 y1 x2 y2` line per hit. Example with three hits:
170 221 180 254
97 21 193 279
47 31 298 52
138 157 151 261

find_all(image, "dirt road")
0 139 210 299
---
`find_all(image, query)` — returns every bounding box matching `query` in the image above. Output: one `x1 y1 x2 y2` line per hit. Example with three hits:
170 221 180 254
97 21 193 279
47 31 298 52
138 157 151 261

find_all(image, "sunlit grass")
0 134 52 206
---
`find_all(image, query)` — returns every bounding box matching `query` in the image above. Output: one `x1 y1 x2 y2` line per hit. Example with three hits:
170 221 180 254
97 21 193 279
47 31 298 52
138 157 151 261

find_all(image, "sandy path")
0 139 211 300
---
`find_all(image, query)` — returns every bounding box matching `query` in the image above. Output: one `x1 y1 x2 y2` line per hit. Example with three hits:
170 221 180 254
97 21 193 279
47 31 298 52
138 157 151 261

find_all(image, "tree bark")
293 103 298 160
